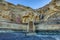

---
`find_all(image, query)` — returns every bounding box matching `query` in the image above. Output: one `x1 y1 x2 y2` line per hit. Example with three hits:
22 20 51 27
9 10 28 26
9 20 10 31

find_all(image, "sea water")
0 30 60 40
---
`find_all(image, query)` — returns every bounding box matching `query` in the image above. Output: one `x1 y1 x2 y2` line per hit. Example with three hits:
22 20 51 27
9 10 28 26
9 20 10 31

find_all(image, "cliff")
37 0 60 22
0 0 60 31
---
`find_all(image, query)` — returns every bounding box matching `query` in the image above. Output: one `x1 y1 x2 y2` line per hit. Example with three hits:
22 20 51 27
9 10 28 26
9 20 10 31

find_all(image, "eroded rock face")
0 0 60 31
56 0 60 6
1 0 60 23
0 0 60 22
37 0 60 22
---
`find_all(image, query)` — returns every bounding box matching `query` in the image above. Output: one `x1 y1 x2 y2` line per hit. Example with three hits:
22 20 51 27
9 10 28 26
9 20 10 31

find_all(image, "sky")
6 0 51 9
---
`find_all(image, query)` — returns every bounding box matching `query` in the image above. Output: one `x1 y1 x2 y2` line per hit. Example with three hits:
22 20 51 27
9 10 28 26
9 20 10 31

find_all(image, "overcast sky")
6 0 51 9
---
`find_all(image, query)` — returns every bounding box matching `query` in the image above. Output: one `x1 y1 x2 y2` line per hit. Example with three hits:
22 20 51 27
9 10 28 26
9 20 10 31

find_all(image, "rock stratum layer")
0 0 60 32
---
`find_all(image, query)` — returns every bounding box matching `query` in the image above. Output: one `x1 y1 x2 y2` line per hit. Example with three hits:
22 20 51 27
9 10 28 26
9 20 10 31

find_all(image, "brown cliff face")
0 0 34 11
0 0 36 24
0 0 60 23
37 0 60 21
0 0 60 31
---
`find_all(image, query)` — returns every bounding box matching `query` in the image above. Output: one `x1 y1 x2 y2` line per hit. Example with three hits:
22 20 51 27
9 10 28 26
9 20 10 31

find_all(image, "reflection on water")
0 30 60 40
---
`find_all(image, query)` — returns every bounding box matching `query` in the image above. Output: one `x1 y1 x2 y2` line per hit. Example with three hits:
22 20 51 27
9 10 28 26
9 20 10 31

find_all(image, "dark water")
0 30 60 40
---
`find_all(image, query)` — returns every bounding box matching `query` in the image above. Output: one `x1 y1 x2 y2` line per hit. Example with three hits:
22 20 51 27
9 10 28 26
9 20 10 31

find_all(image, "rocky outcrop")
0 0 60 31
37 0 60 22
